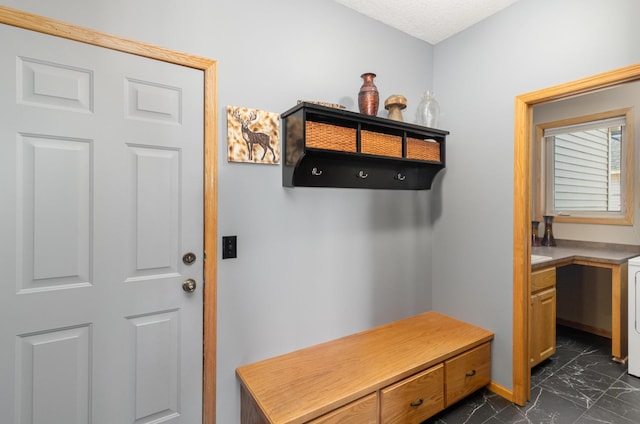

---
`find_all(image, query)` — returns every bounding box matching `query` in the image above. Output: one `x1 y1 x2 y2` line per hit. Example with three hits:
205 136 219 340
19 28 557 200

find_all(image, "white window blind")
544 116 625 213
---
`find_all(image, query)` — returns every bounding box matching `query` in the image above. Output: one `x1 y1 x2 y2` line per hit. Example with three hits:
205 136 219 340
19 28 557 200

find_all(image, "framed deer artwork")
227 105 280 164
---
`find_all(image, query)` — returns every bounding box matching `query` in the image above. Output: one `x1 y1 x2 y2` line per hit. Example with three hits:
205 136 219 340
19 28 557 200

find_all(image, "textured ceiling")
334 0 520 44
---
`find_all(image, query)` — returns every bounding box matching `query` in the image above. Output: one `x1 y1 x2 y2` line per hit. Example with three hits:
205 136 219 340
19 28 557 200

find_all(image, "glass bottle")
540 215 556 247
416 90 440 128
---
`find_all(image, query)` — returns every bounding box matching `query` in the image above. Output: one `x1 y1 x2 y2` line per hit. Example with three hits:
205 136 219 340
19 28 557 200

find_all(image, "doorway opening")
512 63 640 406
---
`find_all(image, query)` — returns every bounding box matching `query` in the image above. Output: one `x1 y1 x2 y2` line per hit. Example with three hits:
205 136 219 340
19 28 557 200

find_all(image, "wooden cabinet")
530 267 556 367
236 312 494 424
280 102 448 190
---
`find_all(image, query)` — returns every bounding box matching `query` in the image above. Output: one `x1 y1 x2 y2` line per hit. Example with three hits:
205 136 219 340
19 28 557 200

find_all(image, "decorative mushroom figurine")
384 94 407 121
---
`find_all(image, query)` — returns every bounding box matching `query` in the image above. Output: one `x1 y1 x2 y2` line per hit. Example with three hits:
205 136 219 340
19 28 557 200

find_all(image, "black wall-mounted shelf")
281 102 448 190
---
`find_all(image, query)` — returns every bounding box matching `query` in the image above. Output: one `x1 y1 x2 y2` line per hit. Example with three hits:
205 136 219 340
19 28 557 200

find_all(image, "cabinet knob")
311 167 323 176
357 170 369 179
466 369 477 377
395 173 406 181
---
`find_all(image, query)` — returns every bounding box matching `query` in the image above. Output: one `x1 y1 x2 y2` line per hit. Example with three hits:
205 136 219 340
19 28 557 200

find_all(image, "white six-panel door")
0 24 204 424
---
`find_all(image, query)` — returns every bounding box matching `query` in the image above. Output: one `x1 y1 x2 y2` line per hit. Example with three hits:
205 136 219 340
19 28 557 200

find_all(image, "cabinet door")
307 393 377 424
530 287 556 367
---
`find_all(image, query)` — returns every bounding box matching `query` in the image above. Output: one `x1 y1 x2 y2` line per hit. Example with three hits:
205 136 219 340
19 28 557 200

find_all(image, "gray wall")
0 1 436 422
6 0 640 419
432 0 640 392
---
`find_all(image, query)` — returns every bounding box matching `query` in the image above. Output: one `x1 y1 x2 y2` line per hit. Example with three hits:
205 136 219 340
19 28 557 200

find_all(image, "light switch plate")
222 235 237 259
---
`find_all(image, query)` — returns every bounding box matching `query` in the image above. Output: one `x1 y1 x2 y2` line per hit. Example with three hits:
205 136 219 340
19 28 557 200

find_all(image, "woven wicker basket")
361 130 402 158
305 121 356 152
407 138 441 162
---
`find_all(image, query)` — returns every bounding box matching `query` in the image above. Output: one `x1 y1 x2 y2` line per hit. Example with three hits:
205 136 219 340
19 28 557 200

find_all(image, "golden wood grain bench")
236 311 494 424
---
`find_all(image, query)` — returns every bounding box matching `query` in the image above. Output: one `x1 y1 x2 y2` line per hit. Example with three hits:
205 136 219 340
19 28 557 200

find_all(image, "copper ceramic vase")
358 73 379 116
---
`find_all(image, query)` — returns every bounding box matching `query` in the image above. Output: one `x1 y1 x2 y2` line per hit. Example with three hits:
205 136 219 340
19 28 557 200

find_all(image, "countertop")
531 239 640 270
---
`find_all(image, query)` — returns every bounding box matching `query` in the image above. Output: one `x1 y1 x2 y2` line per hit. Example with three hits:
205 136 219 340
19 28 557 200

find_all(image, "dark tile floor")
424 325 640 424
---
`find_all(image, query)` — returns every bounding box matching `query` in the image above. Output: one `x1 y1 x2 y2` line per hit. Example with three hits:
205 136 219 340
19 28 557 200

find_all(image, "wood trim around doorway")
512 63 640 406
0 6 218 423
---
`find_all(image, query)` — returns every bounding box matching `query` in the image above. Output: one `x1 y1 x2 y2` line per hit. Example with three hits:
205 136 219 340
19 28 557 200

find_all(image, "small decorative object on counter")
541 215 556 246
384 94 407 121
358 72 379 116
416 90 440 128
296 100 346 110
531 220 541 247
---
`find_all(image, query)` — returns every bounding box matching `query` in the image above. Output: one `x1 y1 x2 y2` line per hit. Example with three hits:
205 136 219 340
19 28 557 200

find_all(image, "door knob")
182 279 197 292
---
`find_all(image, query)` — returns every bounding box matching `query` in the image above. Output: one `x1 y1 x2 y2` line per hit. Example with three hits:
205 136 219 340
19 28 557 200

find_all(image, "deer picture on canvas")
230 107 278 162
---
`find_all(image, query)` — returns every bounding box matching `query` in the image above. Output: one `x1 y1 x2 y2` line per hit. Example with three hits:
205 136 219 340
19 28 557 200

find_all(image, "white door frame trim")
0 6 218 423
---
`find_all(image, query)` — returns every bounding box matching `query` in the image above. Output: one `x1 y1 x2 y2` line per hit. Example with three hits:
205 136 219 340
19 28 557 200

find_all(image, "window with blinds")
545 117 624 212
536 109 633 225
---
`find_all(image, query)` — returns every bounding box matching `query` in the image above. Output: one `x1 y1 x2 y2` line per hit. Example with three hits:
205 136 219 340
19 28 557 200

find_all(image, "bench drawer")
444 343 491 407
380 364 444 424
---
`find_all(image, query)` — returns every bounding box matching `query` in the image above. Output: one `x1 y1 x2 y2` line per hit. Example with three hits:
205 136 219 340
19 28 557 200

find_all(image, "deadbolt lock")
182 252 196 265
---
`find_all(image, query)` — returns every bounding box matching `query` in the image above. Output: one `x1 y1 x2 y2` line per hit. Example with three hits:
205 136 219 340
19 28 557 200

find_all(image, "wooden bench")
236 311 494 423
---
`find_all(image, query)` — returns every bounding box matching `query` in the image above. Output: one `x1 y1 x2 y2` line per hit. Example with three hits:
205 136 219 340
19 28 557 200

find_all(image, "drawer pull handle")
466 369 477 377
357 170 369 179
410 398 424 407
311 167 323 176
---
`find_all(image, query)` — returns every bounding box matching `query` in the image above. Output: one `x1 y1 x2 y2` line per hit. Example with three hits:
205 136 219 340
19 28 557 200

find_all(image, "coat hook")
311 167 323 176
357 170 369 179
